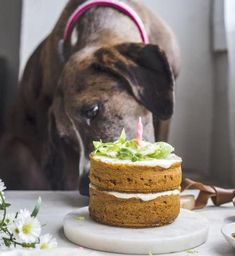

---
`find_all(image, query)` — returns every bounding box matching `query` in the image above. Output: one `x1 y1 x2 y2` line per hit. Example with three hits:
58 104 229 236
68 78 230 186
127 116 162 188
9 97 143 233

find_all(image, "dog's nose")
79 173 89 196
78 160 90 196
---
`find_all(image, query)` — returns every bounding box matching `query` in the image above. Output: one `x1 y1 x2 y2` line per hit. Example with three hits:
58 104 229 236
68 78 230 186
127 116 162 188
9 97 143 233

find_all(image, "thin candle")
136 117 143 146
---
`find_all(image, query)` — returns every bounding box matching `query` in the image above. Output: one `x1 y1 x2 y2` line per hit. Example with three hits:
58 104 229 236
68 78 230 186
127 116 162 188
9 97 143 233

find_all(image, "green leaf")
149 142 174 159
93 140 102 149
92 129 174 161
125 139 137 148
3 237 12 247
31 197 42 218
118 129 126 144
0 204 5 210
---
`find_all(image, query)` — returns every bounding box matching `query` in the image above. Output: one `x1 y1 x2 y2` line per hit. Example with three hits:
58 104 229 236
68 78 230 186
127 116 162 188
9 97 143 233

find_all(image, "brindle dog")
0 0 180 195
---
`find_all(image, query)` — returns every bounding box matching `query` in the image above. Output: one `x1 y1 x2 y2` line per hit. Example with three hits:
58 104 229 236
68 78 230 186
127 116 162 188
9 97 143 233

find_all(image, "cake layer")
89 184 180 201
89 154 182 193
89 186 180 227
92 154 182 168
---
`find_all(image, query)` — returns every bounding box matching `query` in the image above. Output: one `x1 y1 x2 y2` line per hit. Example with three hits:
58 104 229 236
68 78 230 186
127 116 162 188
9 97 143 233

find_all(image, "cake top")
91 153 181 168
92 128 180 163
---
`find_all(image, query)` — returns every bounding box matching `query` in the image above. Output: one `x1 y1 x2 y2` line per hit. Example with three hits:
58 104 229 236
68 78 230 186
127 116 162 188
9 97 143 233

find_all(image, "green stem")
3 230 25 248
14 240 36 248
13 241 24 246
5 228 13 238
0 192 6 228
6 229 37 248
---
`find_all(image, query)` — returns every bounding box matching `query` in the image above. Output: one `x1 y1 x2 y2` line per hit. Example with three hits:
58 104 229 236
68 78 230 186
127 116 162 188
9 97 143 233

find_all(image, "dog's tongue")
135 117 143 146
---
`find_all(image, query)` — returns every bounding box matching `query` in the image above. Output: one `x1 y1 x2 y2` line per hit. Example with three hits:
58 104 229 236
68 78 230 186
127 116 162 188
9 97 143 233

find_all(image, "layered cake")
89 123 182 228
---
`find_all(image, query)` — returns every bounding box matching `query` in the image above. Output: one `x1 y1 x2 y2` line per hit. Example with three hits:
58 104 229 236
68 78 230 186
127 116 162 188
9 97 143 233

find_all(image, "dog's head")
47 43 174 194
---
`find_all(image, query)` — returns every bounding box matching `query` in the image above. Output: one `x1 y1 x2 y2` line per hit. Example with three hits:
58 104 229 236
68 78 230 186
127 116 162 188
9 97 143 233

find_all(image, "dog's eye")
81 104 99 120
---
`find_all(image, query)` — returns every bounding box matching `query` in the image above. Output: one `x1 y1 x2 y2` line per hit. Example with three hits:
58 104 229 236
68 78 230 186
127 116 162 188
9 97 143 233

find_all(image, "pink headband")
64 0 149 44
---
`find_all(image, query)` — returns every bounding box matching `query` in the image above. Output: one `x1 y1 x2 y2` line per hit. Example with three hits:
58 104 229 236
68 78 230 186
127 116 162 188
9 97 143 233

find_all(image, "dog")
0 0 180 195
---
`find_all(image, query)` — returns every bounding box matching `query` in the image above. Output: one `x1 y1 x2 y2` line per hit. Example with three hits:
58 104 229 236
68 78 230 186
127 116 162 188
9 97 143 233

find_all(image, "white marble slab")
63 207 209 254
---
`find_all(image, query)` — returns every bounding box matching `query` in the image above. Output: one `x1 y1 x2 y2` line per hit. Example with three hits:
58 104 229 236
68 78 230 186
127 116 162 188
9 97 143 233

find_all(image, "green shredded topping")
74 216 85 221
92 129 174 162
185 249 199 254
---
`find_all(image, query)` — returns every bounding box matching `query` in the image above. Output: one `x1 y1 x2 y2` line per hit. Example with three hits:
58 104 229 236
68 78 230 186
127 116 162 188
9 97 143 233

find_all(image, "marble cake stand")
63 207 209 254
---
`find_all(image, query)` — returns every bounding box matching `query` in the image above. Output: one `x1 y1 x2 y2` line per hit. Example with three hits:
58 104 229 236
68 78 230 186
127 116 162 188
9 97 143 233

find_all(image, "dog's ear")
94 43 175 120
41 112 65 190
41 102 68 190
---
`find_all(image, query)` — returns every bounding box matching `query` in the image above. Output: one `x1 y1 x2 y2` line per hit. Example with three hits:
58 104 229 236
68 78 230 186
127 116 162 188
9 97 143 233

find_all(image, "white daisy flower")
18 218 41 243
18 209 31 219
0 179 6 192
9 211 41 243
37 234 57 249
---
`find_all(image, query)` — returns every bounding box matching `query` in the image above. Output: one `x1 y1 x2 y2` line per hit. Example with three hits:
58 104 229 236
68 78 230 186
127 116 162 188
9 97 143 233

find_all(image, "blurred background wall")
225 0 235 185
0 0 22 135
0 0 234 186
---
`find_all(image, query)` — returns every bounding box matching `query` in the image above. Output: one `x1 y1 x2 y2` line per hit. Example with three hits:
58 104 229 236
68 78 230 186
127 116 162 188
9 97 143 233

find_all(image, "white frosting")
90 184 180 201
92 153 182 169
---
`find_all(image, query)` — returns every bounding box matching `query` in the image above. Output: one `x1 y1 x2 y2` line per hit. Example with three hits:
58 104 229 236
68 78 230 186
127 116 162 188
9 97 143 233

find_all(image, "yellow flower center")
15 228 19 234
22 223 32 234
40 243 49 249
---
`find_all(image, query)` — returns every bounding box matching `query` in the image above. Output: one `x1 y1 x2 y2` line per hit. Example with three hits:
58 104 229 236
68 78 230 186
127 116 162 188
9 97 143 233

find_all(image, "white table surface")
0 190 234 256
